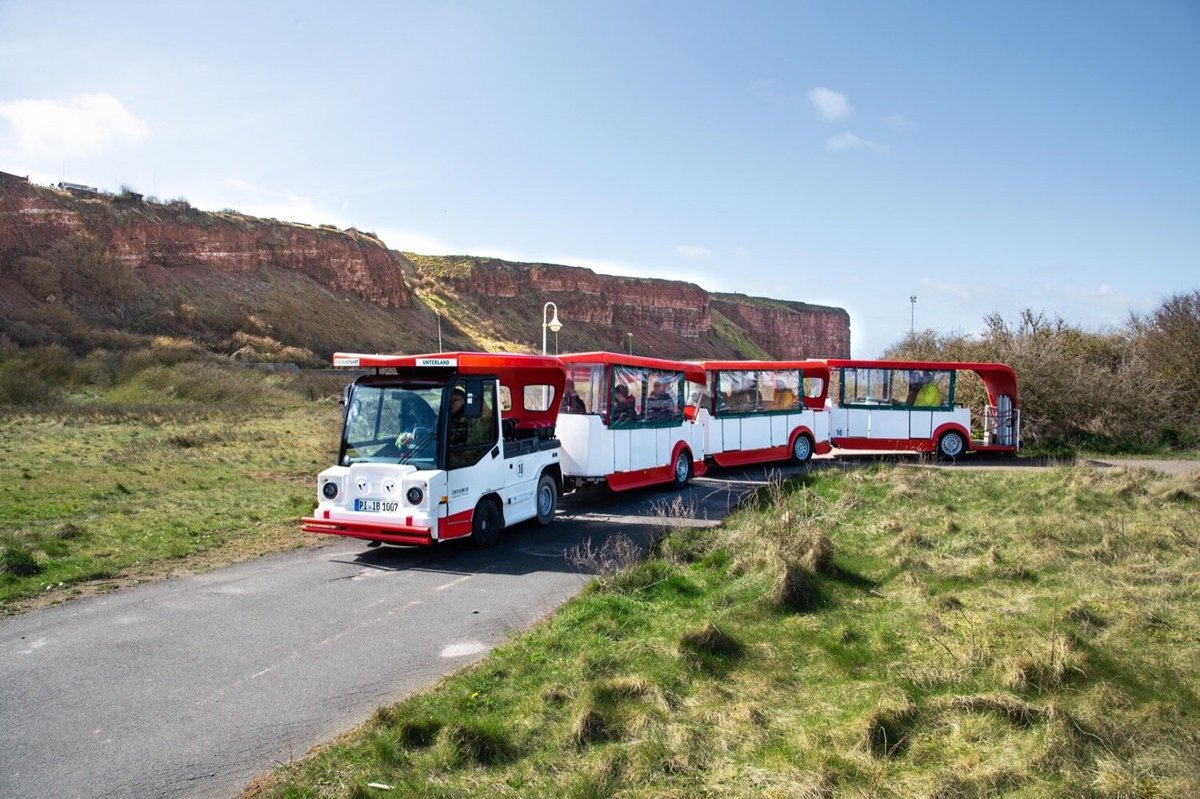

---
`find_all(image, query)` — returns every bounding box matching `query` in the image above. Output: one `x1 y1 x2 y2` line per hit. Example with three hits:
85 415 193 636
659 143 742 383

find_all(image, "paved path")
0 468 788 799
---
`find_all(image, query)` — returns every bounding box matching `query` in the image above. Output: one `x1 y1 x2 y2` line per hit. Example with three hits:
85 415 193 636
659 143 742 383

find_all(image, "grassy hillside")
243 465 1199 798
0 346 345 611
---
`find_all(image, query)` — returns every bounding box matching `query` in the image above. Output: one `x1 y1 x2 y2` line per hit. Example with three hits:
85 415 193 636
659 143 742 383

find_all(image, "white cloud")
0 93 148 159
825 132 889 154
884 114 917 131
676 244 714 258
807 87 853 121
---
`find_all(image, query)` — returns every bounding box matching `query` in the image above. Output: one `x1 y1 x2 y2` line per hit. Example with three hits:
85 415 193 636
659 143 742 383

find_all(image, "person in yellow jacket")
914 380 943 407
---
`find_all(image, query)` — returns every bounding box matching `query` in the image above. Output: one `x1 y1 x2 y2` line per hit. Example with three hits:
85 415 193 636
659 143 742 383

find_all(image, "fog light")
322 481 339 500
406 486 424 505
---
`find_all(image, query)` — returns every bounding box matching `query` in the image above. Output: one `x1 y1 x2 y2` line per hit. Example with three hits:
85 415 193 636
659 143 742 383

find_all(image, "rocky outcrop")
414 255 850 359
0 176 851 360
435 258 711 339
713 295 851 359
0 178 411 308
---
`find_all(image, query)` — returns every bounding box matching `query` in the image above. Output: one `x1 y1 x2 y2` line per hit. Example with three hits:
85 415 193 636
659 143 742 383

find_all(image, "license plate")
354 499 399 513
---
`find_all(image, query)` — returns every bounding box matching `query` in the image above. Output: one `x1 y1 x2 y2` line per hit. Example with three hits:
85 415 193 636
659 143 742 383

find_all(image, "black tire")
936 431 966 461
790 433 814 465
671 449 692 489
533 472 557 527
470 498 503 548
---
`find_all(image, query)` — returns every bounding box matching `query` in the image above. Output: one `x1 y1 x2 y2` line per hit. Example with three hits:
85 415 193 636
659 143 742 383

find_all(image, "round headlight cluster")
406 486 424 505
322 481 339 500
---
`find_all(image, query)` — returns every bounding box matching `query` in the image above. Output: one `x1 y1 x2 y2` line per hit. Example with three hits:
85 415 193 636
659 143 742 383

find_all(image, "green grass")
0 361 344 611
244 465 1200 799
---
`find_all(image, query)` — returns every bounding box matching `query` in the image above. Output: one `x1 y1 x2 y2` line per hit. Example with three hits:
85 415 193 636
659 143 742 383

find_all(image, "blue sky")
2 1 1197 356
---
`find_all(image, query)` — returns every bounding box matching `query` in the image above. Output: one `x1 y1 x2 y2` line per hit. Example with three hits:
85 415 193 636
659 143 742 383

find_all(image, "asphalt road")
0 466 796 799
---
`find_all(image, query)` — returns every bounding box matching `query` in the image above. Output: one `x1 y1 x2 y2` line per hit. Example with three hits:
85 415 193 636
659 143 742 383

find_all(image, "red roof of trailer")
823 359 1018 405
698 359 830 377
560 351 707 384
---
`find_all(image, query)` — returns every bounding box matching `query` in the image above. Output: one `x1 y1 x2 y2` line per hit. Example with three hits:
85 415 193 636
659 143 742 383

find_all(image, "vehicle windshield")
341 382 443 468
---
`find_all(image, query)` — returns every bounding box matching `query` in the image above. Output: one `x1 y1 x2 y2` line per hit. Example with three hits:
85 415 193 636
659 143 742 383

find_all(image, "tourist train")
303 351 1020 548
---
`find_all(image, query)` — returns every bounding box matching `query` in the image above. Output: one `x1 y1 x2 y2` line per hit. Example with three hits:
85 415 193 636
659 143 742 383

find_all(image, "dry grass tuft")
864 693 918 758
438 721 513 764
1091 755 1160 799
935 693 1047 729
1002 631 1083 694
679 621 743 659
768 558 823 612
571 707 618 748
395 717 441 749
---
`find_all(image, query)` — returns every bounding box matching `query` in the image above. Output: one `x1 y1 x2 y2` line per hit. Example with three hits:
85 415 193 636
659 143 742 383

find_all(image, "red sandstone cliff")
0 175 850 360
0 178 411 309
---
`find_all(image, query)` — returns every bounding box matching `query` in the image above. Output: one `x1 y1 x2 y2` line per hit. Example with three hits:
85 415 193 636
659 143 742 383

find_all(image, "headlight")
322 481 339 500
406 486 424 505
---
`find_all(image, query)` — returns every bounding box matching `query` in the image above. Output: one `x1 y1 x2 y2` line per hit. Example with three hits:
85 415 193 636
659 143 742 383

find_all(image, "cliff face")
0 178 411 308
713 295 851 360
431 258 712 339
413 255 850 359
0 176 851 361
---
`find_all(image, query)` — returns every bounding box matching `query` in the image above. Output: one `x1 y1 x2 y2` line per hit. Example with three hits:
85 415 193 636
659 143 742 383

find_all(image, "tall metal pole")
910 296 916 334
436 309 443 351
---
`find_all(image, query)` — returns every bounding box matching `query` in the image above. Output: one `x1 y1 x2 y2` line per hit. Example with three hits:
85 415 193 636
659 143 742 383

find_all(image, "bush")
885 295 1200 449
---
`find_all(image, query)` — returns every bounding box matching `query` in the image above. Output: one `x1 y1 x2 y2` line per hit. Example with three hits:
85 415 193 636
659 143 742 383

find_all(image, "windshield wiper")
398 429 437 465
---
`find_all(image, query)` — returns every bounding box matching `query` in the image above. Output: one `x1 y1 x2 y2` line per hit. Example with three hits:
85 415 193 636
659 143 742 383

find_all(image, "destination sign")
333 357 360 367
416 358 458 367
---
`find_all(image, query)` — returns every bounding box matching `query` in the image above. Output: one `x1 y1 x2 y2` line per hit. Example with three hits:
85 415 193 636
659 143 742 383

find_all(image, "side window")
718 370 759 414
448 381 498 469
644 370 682 423
562 366 594 414
903 370 953 408
803 375 826 400
763 370 800 411
523 385 556 412
845 368 892 405
609 365 645 427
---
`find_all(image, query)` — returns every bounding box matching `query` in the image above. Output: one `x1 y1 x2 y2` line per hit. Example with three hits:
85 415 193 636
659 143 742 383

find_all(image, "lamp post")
627 332 633 355
542 301 562 356
435 308 443 351
909 296 917 334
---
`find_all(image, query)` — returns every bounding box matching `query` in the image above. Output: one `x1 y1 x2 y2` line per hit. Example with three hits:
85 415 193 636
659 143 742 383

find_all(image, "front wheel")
534 473 557 527
470 498 503 548
671 449 692 489
790 433 814 465
936 431 966 461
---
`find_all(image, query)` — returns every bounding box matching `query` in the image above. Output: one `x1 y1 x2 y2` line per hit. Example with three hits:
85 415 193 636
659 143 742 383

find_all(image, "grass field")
0 361 343 612
243 465 1200 799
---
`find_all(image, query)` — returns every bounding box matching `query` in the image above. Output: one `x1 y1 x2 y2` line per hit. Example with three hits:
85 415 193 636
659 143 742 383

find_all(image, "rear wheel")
470 498 503 548
937 431 966 461
671 449 692 489
790 433 814 465
534 473 557 526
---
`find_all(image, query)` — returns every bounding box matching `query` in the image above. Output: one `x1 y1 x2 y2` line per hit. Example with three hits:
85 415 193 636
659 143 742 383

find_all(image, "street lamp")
434 308 443 351
909 296 917 334
627 332 633 355
542 302 562 356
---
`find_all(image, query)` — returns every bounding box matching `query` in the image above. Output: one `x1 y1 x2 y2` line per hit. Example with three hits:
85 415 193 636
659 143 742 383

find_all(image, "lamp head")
547 308 563 333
